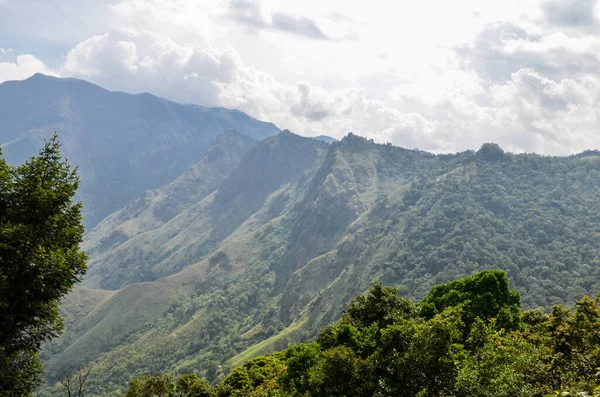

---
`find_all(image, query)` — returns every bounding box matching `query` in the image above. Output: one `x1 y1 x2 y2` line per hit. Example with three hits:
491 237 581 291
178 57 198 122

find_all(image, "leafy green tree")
279 343 322 395
176 374 213 397
0 134 86 396
343 282 415 329
307 346 366 397
125 374 175 397
455 319 538 397
218 354 286 397
534 296 600 393
477 143 505 161
317 322 377 357
419 270 521 334
111 272 600 396
375 306 465 396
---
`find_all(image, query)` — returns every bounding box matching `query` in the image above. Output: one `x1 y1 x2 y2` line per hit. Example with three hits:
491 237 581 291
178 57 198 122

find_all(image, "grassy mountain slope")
41 132 330 394
82 130 257 288
0 74 279 227
43 137 600 396
82 131 328 289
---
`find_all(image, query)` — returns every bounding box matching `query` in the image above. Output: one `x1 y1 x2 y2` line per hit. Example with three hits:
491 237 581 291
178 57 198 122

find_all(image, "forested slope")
266 140 600 349
41 135 600 395
81 131 328 289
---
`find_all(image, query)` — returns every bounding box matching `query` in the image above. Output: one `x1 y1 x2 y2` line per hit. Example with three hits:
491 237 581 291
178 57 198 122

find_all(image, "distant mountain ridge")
312 135 338 144
0 73 280 226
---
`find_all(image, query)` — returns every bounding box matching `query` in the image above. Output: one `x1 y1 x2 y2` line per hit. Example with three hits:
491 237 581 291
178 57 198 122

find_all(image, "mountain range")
3 75 600 396
0 74 280 227
46 137 600 395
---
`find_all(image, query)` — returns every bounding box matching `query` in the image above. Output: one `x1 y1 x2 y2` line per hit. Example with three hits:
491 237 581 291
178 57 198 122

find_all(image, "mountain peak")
263 129 320 146
0 75 280 227
279 129 296 137
28 72 49 80
22 72 93 86
214 131 328 210
27 72 56 81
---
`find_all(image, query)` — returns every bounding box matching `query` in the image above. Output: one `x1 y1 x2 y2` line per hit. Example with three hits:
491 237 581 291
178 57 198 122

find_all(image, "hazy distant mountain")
0 74 280 227
312 135 338 144
42 135 600 395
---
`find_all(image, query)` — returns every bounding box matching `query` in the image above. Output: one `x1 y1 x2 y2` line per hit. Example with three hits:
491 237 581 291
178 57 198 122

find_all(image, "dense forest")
113 270 600 397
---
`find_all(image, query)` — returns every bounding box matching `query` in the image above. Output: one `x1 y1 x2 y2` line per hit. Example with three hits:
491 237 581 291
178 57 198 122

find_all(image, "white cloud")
61 31 240 106
62 33 139 78
4 0 600 154
487 69 600 153
0 52 55 83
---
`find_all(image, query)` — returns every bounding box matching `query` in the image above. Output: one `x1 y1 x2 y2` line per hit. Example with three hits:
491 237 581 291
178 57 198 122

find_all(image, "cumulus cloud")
0 50 55 83
6 0 600 154
60 31 240 106
435 4 600 154
458 21 600 83
34 9 600 155
486 69 600 153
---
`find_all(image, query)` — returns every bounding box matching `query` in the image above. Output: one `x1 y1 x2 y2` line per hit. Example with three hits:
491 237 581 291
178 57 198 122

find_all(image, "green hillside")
82 130 257 288
173 271 600 397
41 135 600 395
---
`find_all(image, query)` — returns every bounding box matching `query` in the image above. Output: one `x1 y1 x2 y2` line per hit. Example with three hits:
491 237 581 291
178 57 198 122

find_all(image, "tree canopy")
419 270 522 332
118 270 600 397
0 134 86 396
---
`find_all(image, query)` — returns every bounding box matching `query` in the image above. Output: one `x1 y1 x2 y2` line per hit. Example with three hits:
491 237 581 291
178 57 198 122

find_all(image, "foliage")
0 134 86 396
176 374 213 397
124 373 215 397
477 142 505 161
343 282 415 329
179 271 600 397
455 319 538 397
419 270 522 333
217 354 286 397
125 374 176 397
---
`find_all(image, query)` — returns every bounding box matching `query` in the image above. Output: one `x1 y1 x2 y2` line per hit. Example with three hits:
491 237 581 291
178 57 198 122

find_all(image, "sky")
2 0 600 154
